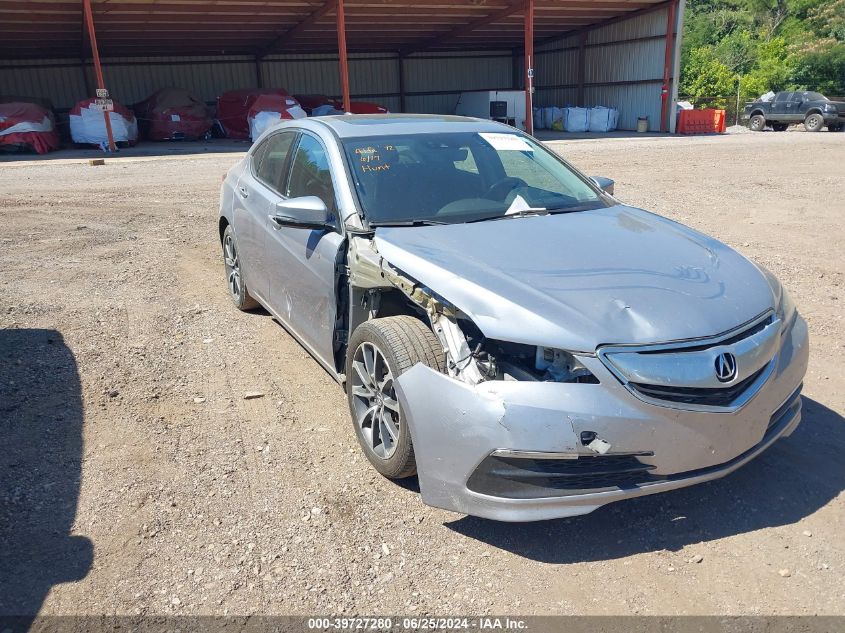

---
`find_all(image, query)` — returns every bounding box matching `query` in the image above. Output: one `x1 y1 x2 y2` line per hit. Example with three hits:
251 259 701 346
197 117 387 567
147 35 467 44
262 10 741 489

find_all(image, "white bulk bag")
588 106 619 132
550 107 565 131
564 107 589 132
542 106 556 130
533 107 544 130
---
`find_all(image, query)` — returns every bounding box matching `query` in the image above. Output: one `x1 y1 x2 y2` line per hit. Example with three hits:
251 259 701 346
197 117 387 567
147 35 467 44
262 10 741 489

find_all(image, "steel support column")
336 0 351 112
576 31 587 106
398 54 406 113
82 0 115 152
660 0 677 132
669 0 686 133
254 55 263 88
523 0 534 135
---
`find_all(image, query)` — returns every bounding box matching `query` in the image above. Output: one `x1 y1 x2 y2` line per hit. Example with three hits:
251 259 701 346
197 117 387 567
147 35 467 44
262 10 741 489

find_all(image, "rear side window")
254 131 297 193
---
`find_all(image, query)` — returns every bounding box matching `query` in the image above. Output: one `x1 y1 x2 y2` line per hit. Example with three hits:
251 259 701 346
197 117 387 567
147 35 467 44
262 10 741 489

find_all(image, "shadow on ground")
0 329 93 619
445 396 844 562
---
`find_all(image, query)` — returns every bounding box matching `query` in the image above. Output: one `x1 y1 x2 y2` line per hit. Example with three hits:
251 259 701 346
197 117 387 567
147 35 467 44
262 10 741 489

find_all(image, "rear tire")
749 114 766 131
772 123 788 132
346 316 445 479
804 113 824 132
222 225 259 311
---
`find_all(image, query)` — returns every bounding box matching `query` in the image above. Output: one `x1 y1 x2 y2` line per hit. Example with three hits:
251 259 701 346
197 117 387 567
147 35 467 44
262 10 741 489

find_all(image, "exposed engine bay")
346 235 597 386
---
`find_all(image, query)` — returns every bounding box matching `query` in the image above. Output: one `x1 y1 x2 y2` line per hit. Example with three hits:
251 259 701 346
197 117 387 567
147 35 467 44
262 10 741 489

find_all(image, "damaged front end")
347 234 809 522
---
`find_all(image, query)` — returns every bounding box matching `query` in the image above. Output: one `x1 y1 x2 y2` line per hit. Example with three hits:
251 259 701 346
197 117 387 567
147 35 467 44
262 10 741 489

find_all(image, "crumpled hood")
373 205 777 351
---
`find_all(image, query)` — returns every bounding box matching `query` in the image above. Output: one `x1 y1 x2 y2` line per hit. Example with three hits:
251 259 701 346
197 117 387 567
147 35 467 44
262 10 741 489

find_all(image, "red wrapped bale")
216 89 291 139
294 94 389 116
0 100 60 154
134 87 212 141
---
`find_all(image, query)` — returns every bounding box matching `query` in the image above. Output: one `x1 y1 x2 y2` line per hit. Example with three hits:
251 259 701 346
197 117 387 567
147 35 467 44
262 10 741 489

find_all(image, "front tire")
749 114 766 131
222 225 259 310
346 316 445 479
827 123 843 132
804 113 824 132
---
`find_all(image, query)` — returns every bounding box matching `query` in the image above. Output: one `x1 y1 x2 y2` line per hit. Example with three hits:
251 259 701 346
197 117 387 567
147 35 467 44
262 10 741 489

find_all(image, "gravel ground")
1 131 843 617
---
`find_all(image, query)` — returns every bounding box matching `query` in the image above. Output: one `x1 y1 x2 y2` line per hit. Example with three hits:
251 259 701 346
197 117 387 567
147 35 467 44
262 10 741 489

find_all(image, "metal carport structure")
0 0 685 146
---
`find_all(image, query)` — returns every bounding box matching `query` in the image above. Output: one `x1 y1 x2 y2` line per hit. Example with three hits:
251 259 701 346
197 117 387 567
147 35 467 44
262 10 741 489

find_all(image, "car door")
233 130 298 304
788 92 804 121
771 91 791 118
265 131 345 369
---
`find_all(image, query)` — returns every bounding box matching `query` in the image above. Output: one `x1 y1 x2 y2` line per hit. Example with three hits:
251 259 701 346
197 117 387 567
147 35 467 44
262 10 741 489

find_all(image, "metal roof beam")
400 0 527 56
258 0 338 58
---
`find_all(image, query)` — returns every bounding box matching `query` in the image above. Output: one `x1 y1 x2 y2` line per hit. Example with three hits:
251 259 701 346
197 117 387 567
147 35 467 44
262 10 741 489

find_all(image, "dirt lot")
1 131 843 617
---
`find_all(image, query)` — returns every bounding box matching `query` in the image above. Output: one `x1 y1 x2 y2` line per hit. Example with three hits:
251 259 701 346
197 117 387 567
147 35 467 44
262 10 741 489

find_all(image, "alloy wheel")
223 233 242 300
350 342 401 459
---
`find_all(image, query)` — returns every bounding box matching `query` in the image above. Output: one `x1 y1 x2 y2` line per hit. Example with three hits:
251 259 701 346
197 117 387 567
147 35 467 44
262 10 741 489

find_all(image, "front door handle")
238 186 249 199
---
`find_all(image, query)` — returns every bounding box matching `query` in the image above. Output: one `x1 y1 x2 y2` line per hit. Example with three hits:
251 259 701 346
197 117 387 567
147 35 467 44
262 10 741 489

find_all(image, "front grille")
467 388 801 500
630 365 767 407
466 453 657 498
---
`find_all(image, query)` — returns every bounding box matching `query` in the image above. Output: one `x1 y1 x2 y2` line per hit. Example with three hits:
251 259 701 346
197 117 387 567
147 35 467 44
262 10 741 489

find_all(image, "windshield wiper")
545 204 594 213
370 219 447 227
465 208 549 223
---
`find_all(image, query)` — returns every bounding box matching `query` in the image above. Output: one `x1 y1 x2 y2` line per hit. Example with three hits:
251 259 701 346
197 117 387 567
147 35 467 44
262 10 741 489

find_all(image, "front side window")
254 131 297 193
286 134 337 215
342 131 607 225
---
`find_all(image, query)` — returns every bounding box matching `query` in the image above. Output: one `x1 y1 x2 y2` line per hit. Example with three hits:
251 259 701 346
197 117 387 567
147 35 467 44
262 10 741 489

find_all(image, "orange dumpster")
677 108 726 134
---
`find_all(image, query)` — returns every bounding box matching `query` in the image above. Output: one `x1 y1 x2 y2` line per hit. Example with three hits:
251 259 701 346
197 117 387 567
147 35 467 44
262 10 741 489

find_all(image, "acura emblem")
715 352 738 383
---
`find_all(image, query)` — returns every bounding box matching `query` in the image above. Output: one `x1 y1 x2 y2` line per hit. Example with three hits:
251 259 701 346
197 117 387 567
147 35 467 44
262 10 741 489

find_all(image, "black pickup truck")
742 91 845 132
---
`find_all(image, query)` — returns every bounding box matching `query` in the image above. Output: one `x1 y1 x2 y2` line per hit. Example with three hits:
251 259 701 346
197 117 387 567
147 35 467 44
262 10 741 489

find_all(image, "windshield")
804 92 828 101
341 131 608 225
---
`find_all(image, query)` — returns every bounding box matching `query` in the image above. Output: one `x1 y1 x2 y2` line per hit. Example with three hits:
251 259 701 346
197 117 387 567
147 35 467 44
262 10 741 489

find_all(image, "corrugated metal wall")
529 7 671 130
0 7 673 130
0 51 509 115
403 52 512 114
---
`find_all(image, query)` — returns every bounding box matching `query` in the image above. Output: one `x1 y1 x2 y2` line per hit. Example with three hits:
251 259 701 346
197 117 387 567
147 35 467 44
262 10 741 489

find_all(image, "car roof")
312 113 519 138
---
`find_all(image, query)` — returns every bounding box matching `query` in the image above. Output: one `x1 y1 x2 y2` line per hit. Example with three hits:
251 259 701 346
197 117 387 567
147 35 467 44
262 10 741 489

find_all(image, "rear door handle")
238 186 249 199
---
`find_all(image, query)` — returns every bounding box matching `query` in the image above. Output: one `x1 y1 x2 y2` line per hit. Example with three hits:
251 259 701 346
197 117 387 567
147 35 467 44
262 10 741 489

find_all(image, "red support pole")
523 0 534 135
336 0 351 113
82 0 116 152
660 0 677 133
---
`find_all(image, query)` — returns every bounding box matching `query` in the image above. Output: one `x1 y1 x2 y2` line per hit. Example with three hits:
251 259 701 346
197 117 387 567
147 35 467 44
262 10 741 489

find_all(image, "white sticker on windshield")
478 132 533 152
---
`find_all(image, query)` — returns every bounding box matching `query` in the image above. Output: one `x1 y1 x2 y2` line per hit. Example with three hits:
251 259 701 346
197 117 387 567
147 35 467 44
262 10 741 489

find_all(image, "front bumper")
395 314 809 521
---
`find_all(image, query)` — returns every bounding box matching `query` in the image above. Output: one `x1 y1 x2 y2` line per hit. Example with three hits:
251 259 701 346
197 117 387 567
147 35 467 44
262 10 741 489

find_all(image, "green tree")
680 0 844 100
681 46 739 100
740 37 796 97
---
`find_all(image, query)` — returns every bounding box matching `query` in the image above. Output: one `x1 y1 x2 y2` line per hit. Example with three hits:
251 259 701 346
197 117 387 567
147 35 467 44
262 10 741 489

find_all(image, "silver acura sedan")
219 114 808 521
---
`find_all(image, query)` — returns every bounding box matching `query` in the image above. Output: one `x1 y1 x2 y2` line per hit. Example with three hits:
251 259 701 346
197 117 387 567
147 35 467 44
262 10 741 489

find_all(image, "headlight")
480 339 598 383
757 264 796 324
777 284 797 324
535 347 595 382
824 103 837 112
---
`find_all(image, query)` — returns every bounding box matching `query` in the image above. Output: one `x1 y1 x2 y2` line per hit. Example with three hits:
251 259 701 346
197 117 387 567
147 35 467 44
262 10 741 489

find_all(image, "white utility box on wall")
455 90 527 131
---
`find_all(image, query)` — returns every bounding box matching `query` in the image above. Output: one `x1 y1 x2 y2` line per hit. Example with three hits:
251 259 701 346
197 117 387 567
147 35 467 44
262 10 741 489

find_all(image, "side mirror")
591 176 615 196
271 196 332 230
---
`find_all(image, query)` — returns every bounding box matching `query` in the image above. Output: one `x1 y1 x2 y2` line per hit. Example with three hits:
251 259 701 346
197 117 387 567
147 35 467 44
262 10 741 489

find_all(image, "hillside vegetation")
680 0 845 99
